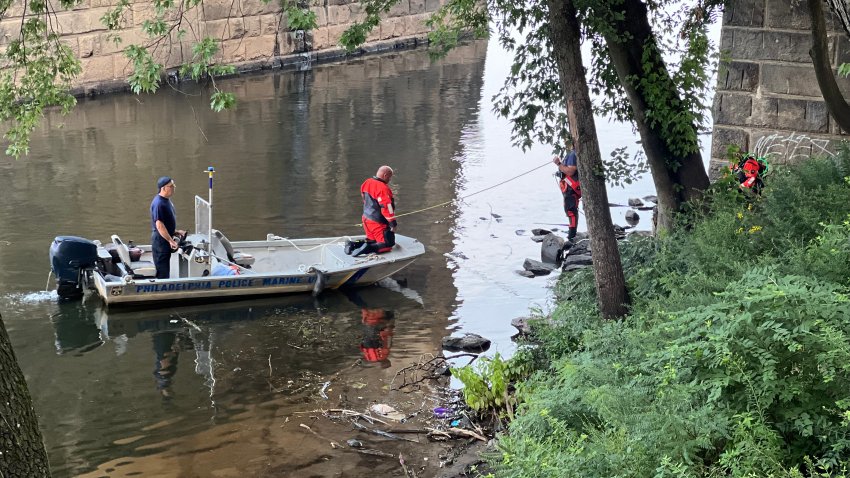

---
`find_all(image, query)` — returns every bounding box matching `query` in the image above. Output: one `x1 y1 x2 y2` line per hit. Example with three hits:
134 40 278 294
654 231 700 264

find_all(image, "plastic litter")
370 403 406 421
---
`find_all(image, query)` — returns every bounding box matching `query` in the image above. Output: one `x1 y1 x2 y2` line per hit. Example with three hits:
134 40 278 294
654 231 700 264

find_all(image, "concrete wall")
711 0 850 175
0 0 445 90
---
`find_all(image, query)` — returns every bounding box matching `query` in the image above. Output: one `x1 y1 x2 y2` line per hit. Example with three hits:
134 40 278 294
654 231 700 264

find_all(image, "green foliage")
0 14 81 157
125 45 163 94
285 4 318 31
338 0 398 52
425 0 489 58
452 352 533 420
493 153 850 477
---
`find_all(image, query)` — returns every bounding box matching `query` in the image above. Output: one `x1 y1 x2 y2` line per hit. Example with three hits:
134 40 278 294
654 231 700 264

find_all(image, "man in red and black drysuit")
346 165 397 257
553 150 581 241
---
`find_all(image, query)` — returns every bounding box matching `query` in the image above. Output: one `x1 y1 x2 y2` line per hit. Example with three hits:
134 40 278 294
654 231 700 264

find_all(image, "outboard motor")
50 236 98 299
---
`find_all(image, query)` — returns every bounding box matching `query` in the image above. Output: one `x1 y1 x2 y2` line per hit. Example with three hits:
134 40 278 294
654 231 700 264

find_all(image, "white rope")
273 235 357 253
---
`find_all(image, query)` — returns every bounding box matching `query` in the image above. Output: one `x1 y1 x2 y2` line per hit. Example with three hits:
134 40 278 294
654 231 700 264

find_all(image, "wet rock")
643 195 658 204
625 209 640 226
531 234 549 243
523 258 556 275
515 229 526 236
563 254 593 267
347 439 363 448
531 228 552 236
516 270 536 278
628 197 644 207
479 216 487 220
433 363 452 376
566 240 590 256
563 263 591 272
442 334 492 353
541 234 565 264
511 316 555 335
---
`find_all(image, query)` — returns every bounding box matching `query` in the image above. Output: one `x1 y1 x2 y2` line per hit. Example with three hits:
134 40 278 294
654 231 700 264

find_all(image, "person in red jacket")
346 165 397 256
553 149 581 241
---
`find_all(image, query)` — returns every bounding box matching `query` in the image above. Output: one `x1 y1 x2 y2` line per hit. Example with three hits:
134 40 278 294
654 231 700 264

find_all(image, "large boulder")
563 254 593 267
523 259 556 276
442 334 491 353
540 233 565 264
628 197 644 207
625 209 640 226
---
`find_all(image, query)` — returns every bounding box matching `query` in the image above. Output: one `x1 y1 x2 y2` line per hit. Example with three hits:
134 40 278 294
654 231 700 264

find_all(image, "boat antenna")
206 166 215 267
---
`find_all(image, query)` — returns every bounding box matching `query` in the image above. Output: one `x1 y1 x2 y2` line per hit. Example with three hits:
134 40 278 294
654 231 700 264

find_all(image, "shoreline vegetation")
450 149 850 477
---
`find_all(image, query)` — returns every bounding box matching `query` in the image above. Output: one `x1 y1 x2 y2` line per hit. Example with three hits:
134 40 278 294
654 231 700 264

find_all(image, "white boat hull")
91 234 425 306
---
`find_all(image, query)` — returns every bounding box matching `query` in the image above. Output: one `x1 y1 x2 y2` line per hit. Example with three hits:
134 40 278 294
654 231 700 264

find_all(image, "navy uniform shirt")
150 195 177 237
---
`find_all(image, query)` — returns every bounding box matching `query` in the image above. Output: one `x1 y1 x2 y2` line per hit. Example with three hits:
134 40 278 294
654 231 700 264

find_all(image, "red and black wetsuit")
359 176 397 254
558 151 581 240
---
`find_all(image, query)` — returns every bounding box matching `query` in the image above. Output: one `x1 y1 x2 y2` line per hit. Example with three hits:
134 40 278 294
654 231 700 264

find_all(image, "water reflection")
344 288 396 369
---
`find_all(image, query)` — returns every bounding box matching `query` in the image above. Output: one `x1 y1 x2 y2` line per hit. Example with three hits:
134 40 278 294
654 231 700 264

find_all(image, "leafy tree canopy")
342 0 722 185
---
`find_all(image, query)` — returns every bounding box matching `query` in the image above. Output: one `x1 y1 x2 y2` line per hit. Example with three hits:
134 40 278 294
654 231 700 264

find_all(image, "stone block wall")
711 0 850 175
0 0 446 89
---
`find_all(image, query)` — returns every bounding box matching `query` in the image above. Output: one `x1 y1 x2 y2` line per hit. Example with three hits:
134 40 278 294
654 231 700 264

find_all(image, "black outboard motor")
50 236 98 299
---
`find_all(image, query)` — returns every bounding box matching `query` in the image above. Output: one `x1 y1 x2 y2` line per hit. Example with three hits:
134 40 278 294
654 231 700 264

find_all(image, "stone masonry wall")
0 0 445 90
711 0 850 175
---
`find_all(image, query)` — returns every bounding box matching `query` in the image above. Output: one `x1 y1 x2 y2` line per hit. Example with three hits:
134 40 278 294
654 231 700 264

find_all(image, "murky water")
0 38 666 476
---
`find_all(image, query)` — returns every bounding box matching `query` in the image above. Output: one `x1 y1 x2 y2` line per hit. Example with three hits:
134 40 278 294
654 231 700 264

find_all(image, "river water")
0 38 668 477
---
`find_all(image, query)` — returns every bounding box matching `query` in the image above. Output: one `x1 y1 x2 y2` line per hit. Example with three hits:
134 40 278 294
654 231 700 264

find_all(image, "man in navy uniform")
150 176 184 279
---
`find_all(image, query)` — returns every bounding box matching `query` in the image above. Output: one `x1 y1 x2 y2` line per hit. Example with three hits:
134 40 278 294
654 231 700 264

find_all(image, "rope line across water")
291 160 553 228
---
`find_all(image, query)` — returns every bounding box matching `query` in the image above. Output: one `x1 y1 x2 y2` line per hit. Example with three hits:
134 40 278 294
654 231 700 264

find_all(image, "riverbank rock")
442 334 491 353
628 197 644 207
511 316 556 335
531 234 549 243
566 238 591 256
523 258 556 275
531 228 552 236
625 209 640 226
643 195 658 204
564 263 591 272
563 254 593 267
540 234 565 264
516 270 536 278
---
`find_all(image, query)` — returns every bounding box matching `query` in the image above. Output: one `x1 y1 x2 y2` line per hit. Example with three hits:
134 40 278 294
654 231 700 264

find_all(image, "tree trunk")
546 0 630 319
0 314 51 477
827 0 850 37
600 0 710 232
811 0 850 133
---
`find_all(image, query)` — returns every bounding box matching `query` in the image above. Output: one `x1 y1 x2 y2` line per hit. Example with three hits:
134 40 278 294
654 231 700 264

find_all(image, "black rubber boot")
351 242 372 257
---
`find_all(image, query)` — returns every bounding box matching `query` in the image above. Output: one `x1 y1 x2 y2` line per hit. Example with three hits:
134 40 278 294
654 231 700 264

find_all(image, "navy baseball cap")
156 176 173 190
